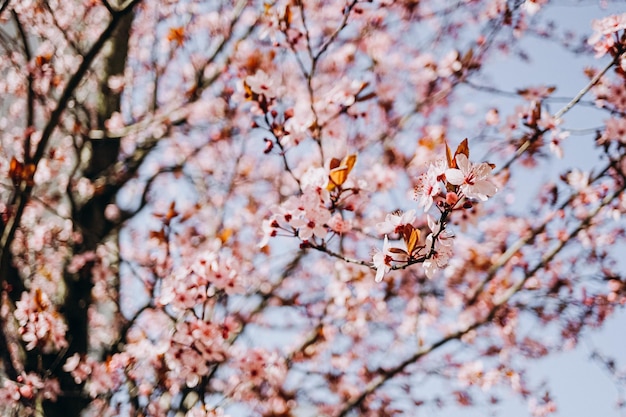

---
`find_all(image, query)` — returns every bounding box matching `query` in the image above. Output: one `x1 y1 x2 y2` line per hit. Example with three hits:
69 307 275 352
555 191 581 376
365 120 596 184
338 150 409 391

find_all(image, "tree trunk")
43 11 134 417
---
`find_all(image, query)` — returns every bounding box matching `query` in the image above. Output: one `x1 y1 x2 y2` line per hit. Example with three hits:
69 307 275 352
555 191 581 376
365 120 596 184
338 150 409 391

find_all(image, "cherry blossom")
485 108 500 126
588 13 626 57
244 69 279 99
414 163 444 212
422 215 454 278
14 290 68 353
372 235 393 282
377 209 417 234
445 154 498 201
600 117 626 144
328 213 352 234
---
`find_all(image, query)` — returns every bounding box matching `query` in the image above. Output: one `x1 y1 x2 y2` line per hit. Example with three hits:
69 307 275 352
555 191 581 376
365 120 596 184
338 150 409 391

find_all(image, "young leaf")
328 154 357 190
445 140 454 169
454 138 470 161
401 224 420 255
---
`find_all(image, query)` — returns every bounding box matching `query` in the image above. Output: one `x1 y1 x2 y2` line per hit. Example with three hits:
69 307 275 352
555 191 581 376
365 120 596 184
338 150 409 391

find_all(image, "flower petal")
445 168 464 185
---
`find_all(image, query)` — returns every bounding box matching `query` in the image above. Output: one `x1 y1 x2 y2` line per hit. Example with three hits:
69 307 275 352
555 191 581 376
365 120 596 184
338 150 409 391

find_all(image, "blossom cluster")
14 289 68 353
259 189 332 247
588 13 626 59
159 250 247 311
63 353 123 398
374 140 497 281
167 319 227 388
0 372 60 412
259 157 358 248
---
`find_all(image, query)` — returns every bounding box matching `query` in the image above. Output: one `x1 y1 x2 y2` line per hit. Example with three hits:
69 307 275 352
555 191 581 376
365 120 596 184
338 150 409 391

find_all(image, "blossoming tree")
0 0 625 416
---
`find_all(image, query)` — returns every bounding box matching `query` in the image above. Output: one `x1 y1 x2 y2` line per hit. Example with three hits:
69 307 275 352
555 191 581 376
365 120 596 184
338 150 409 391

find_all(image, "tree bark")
43 11 134 417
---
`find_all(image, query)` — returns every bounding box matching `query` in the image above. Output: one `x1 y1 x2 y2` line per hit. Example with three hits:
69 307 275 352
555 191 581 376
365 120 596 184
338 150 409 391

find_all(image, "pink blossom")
1 1 621 415
445 154 498 201
521 0 547 16
63 353 81 373
158 267 208 311
438 50 462 77
14 290 68 353
258 218 278 248
590 13 626 38
373 235 392 282
588 13 626 57
107 75 125 93
549 130 569 159
104 204 121 221
377 209 416 235
458 361 485 386
414 164 442 212
234 348 286 388
328 213 352 234
485 108 500 126
301 166 329 191
0 379 20 405
566 169 590 192
192 252 246 295
283 101 314 146
600 117 626 144
289 191 332 241
167 319 226 388
422 215 453 278
529 396 557 417
104 111 125 133
291 212 330 240
245 69 278 98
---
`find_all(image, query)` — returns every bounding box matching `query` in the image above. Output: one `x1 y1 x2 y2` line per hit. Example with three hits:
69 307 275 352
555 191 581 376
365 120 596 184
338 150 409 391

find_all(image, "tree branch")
0 0 142 285
498 49 624 174
336 166 626 417
467 162 612 305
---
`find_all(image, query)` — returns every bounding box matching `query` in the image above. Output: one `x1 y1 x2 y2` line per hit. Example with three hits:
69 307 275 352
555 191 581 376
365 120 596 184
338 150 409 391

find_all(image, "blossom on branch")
423 215 454 279
372 235 393 282
445 154 498 201
4 1 625 416
244 69 279 99
14 290 68 353
588 13 626 58
377 209 417 235
414 163 444 212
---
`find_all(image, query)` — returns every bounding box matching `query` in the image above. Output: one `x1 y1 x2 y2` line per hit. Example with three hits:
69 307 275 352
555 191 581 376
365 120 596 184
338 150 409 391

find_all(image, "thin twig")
497 50 623 174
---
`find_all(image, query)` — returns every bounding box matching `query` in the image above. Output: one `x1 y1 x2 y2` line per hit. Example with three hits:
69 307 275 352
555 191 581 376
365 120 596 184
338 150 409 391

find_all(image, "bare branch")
497 49 625 174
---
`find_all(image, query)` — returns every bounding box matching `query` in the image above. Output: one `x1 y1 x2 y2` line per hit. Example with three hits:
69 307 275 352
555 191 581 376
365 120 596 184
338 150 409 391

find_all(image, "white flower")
301 166 330 192
245 70 277 98
290 192 331 241
377 210 416 235
291 216 329 241
372 235 392 282
566 169 590 192
422 216 453 278
427 214 440 235
422 239 451 279
445 154 497 201
414 166 441 212
63 353 81 373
